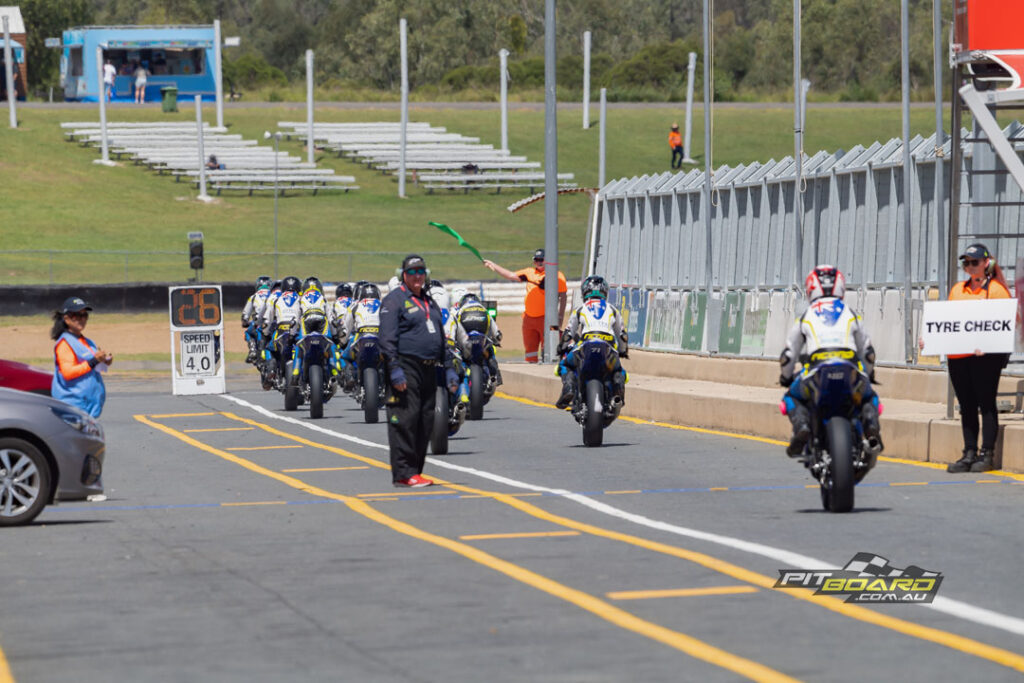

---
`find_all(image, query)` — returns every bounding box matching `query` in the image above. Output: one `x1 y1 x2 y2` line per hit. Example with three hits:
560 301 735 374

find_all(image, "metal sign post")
94 45 114 166
306 49 315 164
3 17 15 129
195 95 213 202
543 0 560 362
398 18 409 198
499 49 509 151
213 19 224 128
169 285 226 395
582 30 591 129
683 52 696 163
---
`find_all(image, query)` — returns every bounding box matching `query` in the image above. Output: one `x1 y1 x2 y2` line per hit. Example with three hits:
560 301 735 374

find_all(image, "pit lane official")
380 255 458 487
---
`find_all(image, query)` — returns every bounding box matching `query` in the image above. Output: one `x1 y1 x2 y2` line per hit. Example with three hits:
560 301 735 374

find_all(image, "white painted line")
218 393 1024 637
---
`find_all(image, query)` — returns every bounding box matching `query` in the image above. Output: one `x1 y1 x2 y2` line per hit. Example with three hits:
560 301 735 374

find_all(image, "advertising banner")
717 291 745 354
646 290 685 350
681 291 706 352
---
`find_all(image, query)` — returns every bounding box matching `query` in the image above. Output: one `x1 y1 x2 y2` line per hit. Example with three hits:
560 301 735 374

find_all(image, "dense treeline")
18 0 950 101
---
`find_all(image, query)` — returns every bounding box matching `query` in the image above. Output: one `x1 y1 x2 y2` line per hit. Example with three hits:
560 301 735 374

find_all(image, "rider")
263 276 302 377
555 275 629 410
779 265 883 457
428 280 470 410
339 282 383 391
330 282 355 346
241 276 272 363
454 290 503 386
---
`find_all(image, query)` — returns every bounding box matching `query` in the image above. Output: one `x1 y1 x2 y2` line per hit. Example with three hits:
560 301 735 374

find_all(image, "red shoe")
395 474 433 488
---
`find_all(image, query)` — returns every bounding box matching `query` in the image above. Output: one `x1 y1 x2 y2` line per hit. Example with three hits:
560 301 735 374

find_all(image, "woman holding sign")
943 244 1011 473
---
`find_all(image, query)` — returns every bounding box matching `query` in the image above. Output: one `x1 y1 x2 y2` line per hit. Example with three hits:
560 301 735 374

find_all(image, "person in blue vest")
50 297 113 418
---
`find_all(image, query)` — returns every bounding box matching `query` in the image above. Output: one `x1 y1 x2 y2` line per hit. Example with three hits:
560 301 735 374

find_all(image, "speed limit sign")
180 331 217 376
169 285 226 395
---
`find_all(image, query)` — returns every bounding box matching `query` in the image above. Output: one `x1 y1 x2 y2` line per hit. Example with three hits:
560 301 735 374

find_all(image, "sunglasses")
961 259 981 267
66 311 89 319
405 267 427 275
533 258 544 263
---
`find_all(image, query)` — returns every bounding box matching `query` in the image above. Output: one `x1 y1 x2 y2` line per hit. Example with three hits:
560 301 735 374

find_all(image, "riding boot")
947 448 978 473
341 364 356 392
556 373 577 410
860 402 884 455
246 338 257 364
786 403 811 457
970 448 995 473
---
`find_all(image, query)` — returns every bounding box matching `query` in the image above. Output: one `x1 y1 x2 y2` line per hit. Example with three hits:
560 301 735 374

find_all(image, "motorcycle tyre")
582 379 604 447
362 367 379 424
822 417 855 513
309 364 324 419
430 385 449 455
284 361 300 412
469 363 485 420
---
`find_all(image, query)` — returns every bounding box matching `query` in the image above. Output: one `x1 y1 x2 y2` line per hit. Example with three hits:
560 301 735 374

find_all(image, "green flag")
429 221 484 262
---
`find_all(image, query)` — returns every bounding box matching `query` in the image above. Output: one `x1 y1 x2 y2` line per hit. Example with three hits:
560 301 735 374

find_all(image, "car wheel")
0 437 51 527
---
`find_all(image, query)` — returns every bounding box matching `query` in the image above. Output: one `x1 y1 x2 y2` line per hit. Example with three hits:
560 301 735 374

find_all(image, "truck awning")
104 39 213 49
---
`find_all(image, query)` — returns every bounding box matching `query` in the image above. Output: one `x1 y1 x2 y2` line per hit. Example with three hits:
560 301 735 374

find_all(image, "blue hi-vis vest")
52 332 106 418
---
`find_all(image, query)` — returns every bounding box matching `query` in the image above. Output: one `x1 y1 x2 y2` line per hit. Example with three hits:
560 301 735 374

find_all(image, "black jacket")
380 284 446 365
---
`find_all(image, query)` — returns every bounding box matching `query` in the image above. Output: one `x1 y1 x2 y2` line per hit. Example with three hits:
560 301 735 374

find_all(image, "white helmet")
450 286 468 308
387 275 401 292
428 282 450 310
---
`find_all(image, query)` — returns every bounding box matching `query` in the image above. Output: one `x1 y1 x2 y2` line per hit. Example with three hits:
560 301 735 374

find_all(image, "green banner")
681 292 706 351
429 221 484 262
718 291 745 354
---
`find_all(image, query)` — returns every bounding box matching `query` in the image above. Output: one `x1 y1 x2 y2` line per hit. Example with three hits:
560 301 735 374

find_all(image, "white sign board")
168 285 226 395
180 331 217 376
920 298 1018 356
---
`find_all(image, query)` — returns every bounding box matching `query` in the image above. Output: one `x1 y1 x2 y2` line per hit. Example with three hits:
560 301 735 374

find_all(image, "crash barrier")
594 124 1024 289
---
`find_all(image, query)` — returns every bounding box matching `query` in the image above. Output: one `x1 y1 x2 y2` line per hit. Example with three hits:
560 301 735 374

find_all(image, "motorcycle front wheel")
309 364 324 419
362 367 379 423
430 385 449 455
582 379 604 447
822 417 855 513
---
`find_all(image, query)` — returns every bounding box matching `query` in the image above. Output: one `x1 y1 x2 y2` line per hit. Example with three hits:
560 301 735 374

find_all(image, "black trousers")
949 354 1006 451
671 146 684 168
387 356 438 482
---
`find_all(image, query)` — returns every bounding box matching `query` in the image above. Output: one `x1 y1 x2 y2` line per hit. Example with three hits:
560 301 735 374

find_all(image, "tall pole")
543 0 559 361
582 30 591 129
599 87 607 189
702 0 713 300
3 17 15 129
801 79 810 138
398 18 408 198
933 0 946 299
273 133 279 278
95 45 111 165
306 49 315 164
499 49 509 151
195 95 211 202
793 0 804 291
683 52 696 163
213 19 223 129
901 0 913 362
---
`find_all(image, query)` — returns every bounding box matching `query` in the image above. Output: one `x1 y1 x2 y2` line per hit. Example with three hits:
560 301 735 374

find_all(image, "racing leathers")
555 297 629 409
242 287 272 363
263 288 301 375
454 298 502 386
330 295 354 346
295 287 338 382
339 297 382 390
779 296 882 457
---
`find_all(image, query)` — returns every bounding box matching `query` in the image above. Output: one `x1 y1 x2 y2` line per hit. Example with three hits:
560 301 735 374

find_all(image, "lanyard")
403 285 429 315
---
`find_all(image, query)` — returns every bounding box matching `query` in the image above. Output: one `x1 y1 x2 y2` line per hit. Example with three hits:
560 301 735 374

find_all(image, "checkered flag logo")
842 552 940 579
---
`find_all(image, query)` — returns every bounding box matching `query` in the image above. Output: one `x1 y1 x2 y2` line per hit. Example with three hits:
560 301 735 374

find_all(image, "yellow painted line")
0 641 12 683
438 480 1024 674
709 487 730 492
605 490 642 495
608 586 760 600
225 445 304 452
460 531 581 540
975 480 1002 484
146 412 217 418
184 427 254 433
496 392 1024 481
221 501 287 507
133 414 797 683
890 482 928 487
281 466 371 473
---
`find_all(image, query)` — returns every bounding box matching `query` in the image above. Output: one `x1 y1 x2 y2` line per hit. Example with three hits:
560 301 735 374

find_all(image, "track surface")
2 376 1022 682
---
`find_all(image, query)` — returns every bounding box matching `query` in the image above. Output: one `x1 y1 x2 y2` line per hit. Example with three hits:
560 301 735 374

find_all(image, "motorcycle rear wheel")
284 361 300 411
468 363 485 420
309 364 324 419
362 367 379 423
822 417 855 513
430 385 449 455
582 379 604 447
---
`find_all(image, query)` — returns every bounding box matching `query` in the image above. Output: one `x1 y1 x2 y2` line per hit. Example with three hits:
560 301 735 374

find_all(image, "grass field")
0 103 949 285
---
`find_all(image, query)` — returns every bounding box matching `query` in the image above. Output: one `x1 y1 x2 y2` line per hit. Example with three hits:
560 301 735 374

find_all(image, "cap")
402 254 427 272
960 243 991 261
59 296 92 314
533 249 545 261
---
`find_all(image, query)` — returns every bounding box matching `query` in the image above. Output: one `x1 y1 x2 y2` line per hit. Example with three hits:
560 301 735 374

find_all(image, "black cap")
960 243 991 260
402 254 427 272
59 296 92 314
533 249 545 261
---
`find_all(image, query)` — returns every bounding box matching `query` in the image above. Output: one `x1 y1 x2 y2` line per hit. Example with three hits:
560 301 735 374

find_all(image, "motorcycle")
264 324 303 411
568 336 624 447
787 348 879 513
290 320 336 419
463 330 498 421
430 353 467 455
350 334 385 423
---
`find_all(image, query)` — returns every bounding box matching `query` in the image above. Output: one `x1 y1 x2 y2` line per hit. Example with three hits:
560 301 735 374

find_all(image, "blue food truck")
61 25 216 102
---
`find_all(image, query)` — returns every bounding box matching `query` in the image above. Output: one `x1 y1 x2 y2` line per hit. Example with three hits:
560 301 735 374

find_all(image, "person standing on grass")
133 62 149 104
51 297 113 418
483 249 567 363
669 123 684 169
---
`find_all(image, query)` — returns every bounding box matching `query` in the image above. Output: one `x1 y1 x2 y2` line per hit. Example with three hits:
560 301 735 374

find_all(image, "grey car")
0 387 105 526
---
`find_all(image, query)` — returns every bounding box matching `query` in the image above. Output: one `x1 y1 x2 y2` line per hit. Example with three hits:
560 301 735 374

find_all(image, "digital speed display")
170 287 222 327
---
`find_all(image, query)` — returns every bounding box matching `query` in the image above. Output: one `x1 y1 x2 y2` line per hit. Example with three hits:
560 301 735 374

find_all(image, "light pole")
264 131 282 278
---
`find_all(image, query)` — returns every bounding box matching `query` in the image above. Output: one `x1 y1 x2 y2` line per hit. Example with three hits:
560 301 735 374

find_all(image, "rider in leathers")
555 276 629 410
294 276 338 383
339 283 383 391
454 291 503 387
241 276 272 363
779 265 883 457
262 276 302 378
428 281 470 416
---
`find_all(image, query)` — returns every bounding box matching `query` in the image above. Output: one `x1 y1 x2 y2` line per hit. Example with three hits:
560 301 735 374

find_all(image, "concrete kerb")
498 350 1024 473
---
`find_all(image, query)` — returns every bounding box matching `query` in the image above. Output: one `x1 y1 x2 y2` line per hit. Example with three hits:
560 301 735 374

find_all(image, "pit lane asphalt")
1 374 1021 682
